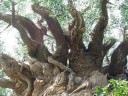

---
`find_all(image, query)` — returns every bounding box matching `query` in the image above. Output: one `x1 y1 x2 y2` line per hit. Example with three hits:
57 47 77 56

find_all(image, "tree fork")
88 0 108 68
32 3 68 64
0 3 52 62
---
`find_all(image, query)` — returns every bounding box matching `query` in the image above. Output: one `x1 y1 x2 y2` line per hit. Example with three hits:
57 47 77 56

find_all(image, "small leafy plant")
94 79 128 96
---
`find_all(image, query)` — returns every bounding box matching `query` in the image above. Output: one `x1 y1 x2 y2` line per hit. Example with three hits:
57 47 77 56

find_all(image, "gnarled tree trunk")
0 0 127 96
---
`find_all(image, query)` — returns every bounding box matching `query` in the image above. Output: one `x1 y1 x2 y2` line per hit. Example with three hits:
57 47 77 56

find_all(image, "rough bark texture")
108 40 128 76
0 0 127 96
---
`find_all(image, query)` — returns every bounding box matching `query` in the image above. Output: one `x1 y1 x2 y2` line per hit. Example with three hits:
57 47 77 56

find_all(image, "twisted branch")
108 40 128 76
32 3 68 64
88 0 108 56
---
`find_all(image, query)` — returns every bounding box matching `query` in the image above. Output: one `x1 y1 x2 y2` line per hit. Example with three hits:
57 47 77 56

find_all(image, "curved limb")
0 2 51 62
0 54 35 96
68 1 86 51
108 40 128 76
32 3 68 64
0 78 15 89
88 0 108 56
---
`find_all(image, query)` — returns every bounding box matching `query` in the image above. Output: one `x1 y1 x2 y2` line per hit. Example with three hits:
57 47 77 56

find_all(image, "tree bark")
88 0 108 68
108 40 128 76
0 0 127 96
32 3 68 64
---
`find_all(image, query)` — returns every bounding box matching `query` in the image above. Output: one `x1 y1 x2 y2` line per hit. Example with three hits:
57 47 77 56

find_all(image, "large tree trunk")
0 0 127 96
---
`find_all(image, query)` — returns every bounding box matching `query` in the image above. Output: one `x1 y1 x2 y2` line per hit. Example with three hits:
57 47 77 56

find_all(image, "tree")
0 40 8 96
0 0 127 96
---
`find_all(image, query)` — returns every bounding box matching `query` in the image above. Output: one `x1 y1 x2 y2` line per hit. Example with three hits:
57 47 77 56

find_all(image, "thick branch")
32 4 68 64
0 12 52 61
0 78 15 89
17 22 42 58
103 38 116 56
108 40 128 76
0 14 39 56
0 14 42 43
0 54 35 96
68 2 86 51
88 0 108 56
0 78 24 96
48 57 74 73
32 4 67 49
0 54 34 80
